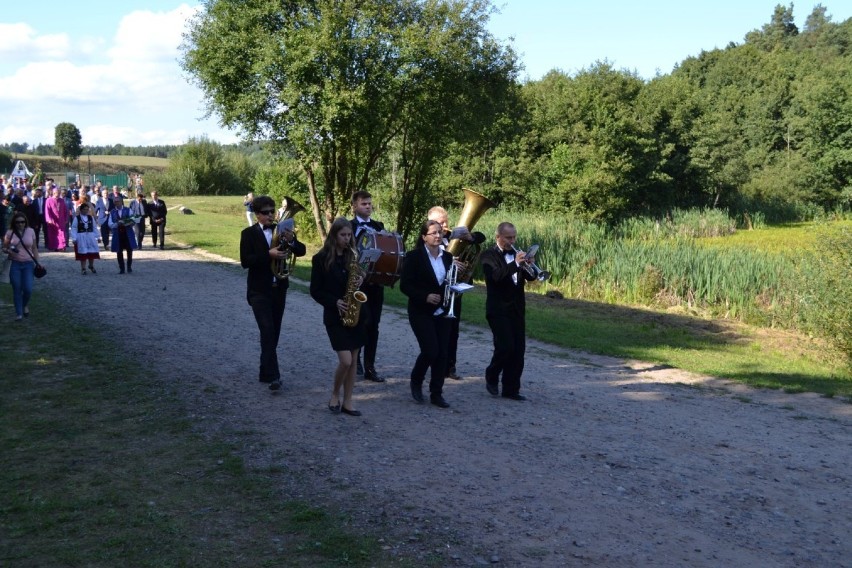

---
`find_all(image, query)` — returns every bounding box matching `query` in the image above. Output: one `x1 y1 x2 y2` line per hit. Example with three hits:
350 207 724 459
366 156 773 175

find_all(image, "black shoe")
356 358 364 376
486 382 499 396
410 382 424 403
159 246 164 250
118 269 125 274
447 369 462 380
364 368 385 382
430 396 450 408
268 380 282 391
341 406 362 416
89 266 96 274
127 267 132 273
501 393 526 401
328 400 341 413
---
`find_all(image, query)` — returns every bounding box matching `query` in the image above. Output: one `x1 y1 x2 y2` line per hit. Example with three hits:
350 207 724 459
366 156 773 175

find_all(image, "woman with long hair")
3 212 40 321
310 217 367 416
400 220 454 408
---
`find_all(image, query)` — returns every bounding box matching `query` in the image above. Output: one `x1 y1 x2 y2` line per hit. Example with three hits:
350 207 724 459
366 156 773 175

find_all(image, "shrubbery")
798 225 852 366
146 138 256 196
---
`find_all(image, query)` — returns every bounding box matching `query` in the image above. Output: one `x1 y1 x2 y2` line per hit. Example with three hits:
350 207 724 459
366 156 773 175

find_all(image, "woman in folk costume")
107 195 137 274
70 202 101 275
44 187 68 251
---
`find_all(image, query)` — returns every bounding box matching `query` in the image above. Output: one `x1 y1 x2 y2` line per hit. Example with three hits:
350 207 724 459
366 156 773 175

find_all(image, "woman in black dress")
310 217 367 416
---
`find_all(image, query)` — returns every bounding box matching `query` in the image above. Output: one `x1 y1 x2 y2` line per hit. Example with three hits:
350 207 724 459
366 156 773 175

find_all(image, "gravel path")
35 243 852 567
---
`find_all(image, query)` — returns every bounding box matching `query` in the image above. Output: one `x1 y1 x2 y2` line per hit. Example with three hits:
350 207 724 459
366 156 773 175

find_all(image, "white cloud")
0 4 237 146
0 23 71 62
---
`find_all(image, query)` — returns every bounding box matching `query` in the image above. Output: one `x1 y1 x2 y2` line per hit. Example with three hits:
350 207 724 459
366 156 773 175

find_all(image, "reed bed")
463 209 805 328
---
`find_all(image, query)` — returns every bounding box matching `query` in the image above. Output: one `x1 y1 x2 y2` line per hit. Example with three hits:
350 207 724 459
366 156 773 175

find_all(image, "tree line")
177 1 851 238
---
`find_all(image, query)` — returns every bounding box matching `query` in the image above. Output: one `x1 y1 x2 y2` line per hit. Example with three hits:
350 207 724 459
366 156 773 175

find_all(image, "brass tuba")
270 196 306 280
446 188 495 282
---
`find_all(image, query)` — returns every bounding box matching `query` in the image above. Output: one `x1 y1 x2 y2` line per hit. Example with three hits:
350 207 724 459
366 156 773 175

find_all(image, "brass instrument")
442 261 460 318
341 248 368 327
446 188 495 283
512 244 550 282
270 196 306 280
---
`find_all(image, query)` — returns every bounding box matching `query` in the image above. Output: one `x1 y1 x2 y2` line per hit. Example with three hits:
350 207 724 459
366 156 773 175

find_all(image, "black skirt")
324 318 367 352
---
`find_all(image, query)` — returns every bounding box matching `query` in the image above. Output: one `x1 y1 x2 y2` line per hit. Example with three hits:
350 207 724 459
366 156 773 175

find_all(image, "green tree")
181 0 517 238
54 122 82 164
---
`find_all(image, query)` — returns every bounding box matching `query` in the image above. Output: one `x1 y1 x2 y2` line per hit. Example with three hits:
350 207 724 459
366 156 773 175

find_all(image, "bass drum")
357 230 404 287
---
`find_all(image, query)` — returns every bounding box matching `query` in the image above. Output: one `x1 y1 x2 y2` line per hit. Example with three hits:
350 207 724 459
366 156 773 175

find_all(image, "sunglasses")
257 210 275 215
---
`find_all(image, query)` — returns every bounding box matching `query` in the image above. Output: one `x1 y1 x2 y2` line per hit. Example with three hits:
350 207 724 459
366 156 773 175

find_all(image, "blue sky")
1 1 849 147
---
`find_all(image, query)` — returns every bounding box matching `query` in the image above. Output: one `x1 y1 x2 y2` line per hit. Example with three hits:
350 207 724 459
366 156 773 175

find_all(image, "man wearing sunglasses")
240 195 306 391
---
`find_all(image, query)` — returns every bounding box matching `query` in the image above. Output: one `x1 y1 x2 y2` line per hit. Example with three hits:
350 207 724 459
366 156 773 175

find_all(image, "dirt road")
37 245 852 567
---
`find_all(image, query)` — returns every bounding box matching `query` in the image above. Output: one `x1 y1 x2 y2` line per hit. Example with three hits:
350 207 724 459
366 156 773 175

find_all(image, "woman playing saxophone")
310 217 367 416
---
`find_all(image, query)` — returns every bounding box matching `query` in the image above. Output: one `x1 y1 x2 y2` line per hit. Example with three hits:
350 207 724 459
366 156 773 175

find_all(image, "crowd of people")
2 173 168 321
241 191 538 416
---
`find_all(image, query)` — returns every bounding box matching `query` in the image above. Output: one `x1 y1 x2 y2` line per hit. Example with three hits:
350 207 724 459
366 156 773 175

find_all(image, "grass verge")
0 285 380 567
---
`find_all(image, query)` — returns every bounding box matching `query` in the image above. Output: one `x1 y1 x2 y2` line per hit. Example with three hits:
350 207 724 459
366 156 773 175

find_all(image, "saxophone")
341 248 368 327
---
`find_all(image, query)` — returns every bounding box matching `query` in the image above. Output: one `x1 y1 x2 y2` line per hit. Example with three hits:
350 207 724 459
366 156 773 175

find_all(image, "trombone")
512 244 550 282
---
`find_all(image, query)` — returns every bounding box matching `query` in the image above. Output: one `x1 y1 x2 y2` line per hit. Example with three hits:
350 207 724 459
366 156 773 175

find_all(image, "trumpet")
512 245 550 282
442 261 460 319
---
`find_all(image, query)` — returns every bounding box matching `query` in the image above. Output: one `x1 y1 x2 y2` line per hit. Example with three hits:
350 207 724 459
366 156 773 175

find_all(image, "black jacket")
480 246 536 317
240 223 306 302
400 246 453 316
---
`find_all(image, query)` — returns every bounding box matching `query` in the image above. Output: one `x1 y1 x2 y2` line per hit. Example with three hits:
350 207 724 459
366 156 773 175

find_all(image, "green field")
16 153 169 169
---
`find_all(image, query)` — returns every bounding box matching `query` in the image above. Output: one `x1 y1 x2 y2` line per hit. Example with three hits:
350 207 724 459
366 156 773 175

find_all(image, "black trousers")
362 284 384 369
100 221 110 248
34 220 47 249
151 221 165 247
485 309 526 396
408 310 451 397
249 286 287 383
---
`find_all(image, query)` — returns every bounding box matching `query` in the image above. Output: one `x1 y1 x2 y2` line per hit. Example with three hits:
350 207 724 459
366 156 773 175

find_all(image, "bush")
798 225 852 366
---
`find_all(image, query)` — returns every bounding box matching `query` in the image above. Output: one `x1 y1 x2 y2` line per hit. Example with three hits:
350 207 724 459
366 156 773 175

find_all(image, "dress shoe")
89 266 96 274
446 367 462 380
268 380 282 391
410 382 424 403
501 393 526 401
430 396 450 408
118 269 125 274
341 407 362 416
127 267 133 273
364 368 385 382
486 382 499 396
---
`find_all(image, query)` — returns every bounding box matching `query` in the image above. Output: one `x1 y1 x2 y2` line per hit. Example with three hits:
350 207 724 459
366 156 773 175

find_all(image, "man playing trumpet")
481 222 537 401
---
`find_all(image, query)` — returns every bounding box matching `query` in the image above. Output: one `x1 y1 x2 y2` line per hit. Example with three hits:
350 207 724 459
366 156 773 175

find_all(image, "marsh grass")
0 286 379 567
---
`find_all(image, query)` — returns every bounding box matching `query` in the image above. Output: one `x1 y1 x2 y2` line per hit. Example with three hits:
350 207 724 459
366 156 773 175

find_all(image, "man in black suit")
148 190 167 249
480 222 536 401
31 188 47 249
350 190 386 382
240 195 306 391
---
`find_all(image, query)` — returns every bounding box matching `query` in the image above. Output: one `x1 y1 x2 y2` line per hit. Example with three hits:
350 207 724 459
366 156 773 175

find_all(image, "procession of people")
5 174 539 413
240 189 538 416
